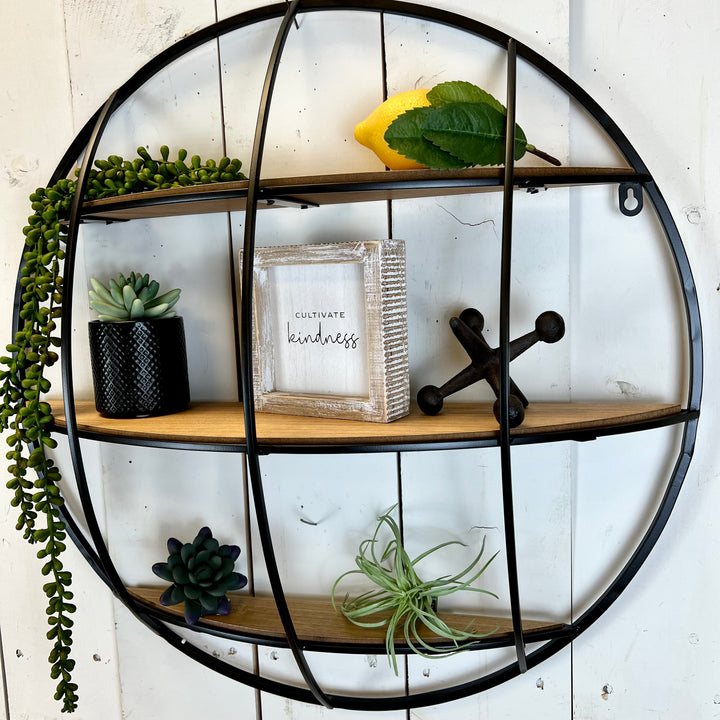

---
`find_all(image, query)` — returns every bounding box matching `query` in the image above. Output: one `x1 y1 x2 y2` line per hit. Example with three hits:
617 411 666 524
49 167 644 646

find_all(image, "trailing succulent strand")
152 526 248 625
0 146 246 713
89 272 181 322
332 506 499 675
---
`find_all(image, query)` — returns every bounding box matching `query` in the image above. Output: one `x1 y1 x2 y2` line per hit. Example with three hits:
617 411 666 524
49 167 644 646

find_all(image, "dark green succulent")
152 526 247 625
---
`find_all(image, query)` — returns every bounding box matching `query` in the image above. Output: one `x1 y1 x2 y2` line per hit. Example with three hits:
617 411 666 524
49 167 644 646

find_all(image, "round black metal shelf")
14 0 702 711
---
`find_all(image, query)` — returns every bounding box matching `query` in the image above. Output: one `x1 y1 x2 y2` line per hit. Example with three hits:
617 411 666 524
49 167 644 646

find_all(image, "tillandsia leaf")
411 539 467 566
331 506 499 674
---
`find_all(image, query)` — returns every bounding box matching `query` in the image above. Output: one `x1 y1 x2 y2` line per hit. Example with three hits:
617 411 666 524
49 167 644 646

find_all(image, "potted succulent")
88 271 190 418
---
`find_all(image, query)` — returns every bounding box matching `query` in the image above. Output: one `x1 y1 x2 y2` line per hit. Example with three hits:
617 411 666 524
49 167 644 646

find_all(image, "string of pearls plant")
0 146 246 713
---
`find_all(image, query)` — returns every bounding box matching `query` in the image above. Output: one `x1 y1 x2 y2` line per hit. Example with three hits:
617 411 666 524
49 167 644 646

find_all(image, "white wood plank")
62 0 218 128
112 600 258 720
221 10 385 178
251 452 408 708
0 1 125 717
407 645 570 719
569 185 685 404
569 2 719 718
387 4 573 718
62 2 247 719
258 649 407 720
0 435 123 717
80 213 239 402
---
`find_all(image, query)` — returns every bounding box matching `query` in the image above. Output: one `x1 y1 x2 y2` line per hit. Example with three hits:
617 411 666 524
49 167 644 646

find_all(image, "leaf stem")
526 145 562 166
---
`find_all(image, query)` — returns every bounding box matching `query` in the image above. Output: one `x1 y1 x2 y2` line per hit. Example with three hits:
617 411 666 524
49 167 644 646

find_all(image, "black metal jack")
417 308 565 427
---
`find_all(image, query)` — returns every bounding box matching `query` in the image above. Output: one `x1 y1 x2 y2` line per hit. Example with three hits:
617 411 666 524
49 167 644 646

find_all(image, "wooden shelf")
50 399 683 450
80 166 644 221
128 586 563 647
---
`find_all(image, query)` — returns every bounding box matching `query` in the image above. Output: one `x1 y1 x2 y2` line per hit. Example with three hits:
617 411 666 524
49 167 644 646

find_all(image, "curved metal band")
240 0 333 708
9 0 701 711
498 38 526 672
59 90 138 604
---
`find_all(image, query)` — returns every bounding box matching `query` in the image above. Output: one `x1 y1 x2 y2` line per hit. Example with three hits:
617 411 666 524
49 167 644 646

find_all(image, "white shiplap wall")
1 1 719 719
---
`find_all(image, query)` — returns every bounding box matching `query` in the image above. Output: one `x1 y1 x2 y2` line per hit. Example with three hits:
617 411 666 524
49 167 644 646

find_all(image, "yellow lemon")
354 89 431 170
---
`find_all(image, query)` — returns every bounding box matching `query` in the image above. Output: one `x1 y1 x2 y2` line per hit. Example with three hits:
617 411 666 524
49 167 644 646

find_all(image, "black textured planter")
89 317 190 418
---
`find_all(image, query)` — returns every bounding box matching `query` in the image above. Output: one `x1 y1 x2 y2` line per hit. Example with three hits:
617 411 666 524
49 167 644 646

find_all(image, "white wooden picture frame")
241 240 409 423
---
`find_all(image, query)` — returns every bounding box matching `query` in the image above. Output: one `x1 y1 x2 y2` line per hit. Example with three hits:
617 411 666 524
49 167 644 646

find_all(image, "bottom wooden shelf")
128 587 564 649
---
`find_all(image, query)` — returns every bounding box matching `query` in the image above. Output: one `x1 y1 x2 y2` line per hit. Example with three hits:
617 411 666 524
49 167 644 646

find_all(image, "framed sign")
242 240 409 423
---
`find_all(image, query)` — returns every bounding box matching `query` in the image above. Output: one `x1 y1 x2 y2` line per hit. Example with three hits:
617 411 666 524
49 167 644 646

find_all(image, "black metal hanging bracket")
619 181 644 216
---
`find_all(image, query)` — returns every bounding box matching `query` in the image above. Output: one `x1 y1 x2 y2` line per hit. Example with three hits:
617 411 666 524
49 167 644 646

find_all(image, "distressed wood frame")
242 240 409 423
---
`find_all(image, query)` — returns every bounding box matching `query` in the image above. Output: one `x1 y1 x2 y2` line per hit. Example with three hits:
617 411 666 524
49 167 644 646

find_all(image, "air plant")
152 526 248 625
331 506 499 674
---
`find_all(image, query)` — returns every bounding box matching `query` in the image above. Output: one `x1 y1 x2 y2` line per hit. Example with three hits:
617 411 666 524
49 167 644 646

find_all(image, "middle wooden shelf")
49 399 685 453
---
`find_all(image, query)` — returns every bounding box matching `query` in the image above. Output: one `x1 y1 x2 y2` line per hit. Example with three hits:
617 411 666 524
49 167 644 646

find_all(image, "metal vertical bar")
498 38 527 673
239 0 332 708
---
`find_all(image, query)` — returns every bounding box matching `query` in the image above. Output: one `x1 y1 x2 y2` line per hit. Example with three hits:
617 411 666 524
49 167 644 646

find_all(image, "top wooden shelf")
80 167 645 221
49 399 685 452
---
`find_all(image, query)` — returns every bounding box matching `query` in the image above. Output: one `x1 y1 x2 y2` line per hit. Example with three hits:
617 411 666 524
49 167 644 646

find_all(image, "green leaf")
384 107 470 170
145 288 180 310
122 284 137 312
427 80 505 115
89 278 115 305
128 298 145 320
421 102 528 166
138 280 159 303
89 300 127 319
152 562 174 583
172 565 189 584
108 278 124 305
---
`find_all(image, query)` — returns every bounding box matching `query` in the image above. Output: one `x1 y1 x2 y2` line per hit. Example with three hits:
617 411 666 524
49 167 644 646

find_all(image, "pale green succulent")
89 271 181 321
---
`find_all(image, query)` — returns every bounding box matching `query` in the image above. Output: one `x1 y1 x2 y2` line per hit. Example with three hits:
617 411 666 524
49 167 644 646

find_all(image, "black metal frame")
12 0 702 711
